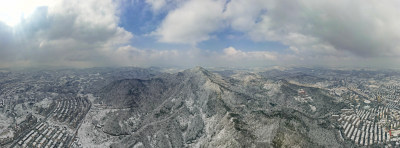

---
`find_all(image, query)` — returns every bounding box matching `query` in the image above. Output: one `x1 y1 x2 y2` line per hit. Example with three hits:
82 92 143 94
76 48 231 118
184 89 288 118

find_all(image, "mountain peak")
190 66 213 77
193 66 206 72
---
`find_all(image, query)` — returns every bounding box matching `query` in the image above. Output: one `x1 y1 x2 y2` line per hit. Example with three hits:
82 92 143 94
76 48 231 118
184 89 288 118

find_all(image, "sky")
0 0 400 68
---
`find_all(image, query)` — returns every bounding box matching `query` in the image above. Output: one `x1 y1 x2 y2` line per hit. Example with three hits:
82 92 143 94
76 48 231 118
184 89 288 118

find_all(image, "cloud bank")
154 0 400 56
0 0 132 68
1 0 400 68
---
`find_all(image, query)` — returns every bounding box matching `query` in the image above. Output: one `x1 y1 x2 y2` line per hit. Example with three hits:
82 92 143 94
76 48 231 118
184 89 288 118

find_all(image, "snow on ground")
0 113 13 130
14 104 30 124
309 105 317 112
77 108 121 147
76 95 122 148
34 98 52 108
0 113 14 139
0 128 13 139
86 94 96 102
264 82 281 96
14 102 45 122
47 119 76 134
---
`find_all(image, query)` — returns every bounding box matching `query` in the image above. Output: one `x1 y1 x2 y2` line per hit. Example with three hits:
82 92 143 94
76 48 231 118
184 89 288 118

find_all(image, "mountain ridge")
92 67 345 147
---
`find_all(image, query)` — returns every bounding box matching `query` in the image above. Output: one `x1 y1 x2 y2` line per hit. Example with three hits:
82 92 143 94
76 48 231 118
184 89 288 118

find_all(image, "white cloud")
0 0 58 26
145 0 167 12
154 0 400 64
152 0 226 44
108 46 280 67
144 0 187 13
223 47 276 60
228 0 400 58
0 0 133 68
2 0 400 68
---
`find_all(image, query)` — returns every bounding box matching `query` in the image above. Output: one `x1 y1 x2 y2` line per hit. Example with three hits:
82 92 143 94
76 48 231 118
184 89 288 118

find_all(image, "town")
282 68 400 147
0 69 99 148
0 67 157 147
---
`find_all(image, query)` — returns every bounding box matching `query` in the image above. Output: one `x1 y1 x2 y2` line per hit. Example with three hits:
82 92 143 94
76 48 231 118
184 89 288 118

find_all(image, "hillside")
89 67 346 147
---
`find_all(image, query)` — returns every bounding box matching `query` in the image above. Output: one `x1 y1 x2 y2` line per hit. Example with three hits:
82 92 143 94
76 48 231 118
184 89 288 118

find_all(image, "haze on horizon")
1 0 400 69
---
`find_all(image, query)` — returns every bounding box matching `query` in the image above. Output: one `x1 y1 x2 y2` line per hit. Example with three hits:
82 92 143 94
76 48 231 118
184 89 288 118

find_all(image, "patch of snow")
35 98 52 109
76 106 122 147
0 128 13 139
133 142 144 148
309 105 316 112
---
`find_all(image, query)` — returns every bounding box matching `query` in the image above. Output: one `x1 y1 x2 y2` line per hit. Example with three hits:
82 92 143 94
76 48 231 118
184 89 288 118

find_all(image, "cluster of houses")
337 106 400 146
14 122 73 148
294 89 313 103
52 97 90 128
10 96 91 147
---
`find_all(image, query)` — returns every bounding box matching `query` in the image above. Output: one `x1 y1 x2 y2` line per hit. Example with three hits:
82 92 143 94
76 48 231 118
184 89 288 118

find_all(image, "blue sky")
119 0 162 35
0 0 399 68
118 1 288 52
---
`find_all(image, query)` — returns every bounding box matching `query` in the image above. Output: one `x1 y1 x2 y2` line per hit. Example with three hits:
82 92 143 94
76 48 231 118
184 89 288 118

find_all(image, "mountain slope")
93 67 344 147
